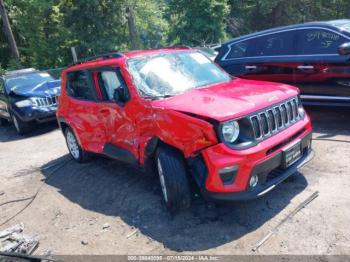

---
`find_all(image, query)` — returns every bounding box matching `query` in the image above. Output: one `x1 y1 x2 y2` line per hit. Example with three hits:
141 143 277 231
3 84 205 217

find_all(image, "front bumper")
13 106 57 123
202 147 314 202
196 116 313 201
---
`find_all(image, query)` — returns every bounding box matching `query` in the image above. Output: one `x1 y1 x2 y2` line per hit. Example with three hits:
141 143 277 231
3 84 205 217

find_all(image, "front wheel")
65 127 91 163
156 147 191 211
0 117 8 127
11 114 32 135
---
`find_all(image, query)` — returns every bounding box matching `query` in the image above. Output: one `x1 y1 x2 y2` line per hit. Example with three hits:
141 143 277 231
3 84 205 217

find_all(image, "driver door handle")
245 65 257 70
297 65 314 70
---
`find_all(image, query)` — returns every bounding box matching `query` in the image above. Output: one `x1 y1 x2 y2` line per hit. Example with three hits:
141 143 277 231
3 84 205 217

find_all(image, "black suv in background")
216 19 350 107
0 68 61 135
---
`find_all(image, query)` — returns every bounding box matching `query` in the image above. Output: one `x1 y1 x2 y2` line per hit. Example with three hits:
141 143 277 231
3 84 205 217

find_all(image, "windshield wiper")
142 94 174 100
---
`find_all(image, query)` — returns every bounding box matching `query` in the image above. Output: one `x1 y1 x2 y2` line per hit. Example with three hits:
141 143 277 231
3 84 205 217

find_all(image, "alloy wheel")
66 131 80 160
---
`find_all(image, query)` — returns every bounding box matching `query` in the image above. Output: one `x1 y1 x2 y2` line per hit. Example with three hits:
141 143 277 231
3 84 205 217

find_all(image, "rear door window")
255 30 296 56
66 70 95 101
297 29 347 55
225 30 296 59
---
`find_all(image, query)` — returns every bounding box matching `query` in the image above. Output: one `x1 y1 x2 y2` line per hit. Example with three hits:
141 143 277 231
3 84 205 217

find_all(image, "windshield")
336 22 350 33
5 72 54 92
127 51 231 98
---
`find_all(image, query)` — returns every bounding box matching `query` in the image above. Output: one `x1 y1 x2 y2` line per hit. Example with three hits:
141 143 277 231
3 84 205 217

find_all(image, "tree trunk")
270 2 284 27
126 5 138 50
0 0 20 60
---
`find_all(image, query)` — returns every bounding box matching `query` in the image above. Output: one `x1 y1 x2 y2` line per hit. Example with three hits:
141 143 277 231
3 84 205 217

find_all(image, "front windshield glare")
127 51 231 98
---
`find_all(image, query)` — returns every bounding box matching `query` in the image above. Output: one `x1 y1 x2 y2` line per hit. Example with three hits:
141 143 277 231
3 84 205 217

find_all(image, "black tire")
11 114 32 135
64 127 91 163
0 117 8 127
156 146 191 211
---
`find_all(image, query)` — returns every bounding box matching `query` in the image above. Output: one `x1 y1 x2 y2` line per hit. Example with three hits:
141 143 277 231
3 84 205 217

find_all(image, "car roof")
223 19 350 45
65 47 193 72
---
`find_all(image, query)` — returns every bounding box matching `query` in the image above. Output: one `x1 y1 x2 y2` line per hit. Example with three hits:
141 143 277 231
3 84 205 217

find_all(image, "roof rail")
72 51 123 66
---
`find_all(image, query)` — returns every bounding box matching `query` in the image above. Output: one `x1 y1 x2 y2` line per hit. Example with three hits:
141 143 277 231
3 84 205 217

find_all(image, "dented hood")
151 78 299 122
11 80 61 98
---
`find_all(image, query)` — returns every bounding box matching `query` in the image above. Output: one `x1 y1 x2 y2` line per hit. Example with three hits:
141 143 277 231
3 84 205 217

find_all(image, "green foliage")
59 0 128 58
227 0 350 37
133 0 169 48
0 63 5 75
167 0 230 45
5 0 72 68
0 0 350 70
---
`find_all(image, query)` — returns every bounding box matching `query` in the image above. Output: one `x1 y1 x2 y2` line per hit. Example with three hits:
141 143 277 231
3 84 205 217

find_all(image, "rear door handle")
297 65 314 70
245 65 257 70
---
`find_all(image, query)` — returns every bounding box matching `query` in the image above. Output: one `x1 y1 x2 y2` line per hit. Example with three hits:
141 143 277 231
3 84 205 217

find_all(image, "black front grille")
249 97 301 140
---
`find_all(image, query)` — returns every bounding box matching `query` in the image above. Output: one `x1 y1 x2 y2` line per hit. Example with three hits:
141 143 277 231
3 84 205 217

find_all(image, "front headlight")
222 120 240 143
297 96 306 118
15 99 32 108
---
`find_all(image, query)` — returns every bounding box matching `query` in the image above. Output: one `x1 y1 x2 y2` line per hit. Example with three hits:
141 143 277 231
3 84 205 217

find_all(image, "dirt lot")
0 106 349 256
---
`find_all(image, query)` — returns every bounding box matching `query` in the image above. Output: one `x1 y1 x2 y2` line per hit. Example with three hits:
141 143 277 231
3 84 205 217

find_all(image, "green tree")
3 0 71 68
2 0 350 71
133 0 169 48
167 0 230 45
226 0 350 38
59 0 128 58
59 0 168 57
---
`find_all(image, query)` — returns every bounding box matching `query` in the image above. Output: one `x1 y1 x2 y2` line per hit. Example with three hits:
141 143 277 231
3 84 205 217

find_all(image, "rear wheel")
65 127 91 163
156 147 191 211
11 114 32 135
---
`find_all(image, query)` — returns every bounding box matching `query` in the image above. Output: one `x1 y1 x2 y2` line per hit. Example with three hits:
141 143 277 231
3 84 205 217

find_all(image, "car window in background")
66 71 95 100
256 31 296 56
226 40 253 59
5 72 54 93
297 29 346 55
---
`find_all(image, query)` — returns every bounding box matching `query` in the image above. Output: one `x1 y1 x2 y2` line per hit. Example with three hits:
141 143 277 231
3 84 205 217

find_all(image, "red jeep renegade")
57 47 314 211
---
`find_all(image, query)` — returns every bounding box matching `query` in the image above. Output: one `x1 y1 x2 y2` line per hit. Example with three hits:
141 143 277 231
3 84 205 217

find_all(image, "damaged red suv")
57 47 314 211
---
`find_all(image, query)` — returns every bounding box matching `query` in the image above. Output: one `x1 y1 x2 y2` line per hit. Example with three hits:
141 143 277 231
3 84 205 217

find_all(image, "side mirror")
113 86 130 104
338 42 350 55
113 88 121 102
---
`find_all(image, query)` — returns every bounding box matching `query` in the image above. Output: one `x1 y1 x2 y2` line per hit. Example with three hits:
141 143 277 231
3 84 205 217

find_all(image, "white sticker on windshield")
39 73 50 77
190 53 210 64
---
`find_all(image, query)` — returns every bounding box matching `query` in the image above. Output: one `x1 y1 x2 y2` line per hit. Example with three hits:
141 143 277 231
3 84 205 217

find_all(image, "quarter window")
66 71 95 100
226 41 250 59
297 29 346 55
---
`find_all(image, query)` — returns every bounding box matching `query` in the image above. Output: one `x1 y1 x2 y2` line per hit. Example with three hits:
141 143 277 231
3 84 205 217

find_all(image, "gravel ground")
0 106 349 255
